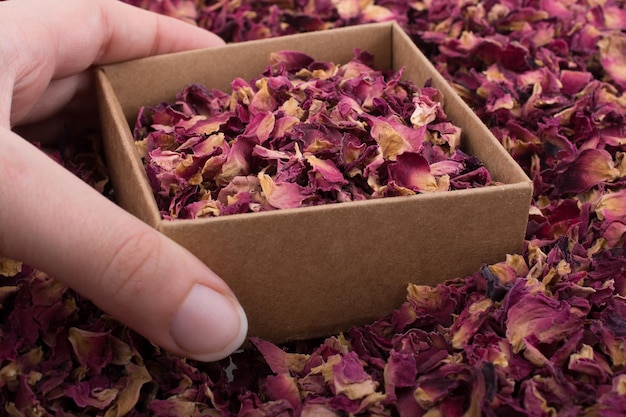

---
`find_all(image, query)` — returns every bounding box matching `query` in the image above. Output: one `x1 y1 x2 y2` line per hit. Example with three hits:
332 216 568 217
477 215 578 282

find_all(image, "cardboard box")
96 21 532 342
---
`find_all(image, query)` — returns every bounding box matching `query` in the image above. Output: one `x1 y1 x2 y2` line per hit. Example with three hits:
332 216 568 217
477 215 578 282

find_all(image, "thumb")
0 128 248 362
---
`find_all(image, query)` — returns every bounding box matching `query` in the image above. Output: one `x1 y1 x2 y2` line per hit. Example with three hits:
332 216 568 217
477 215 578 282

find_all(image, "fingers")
5 0 225 73
0 127 247 361
1 0 225 126
91 0 226 66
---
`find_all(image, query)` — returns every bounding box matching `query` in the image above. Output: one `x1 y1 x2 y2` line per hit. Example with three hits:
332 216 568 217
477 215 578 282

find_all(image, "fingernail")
170 284 248 362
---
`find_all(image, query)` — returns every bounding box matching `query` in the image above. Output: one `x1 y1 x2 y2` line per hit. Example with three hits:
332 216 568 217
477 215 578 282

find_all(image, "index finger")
5 0 224 79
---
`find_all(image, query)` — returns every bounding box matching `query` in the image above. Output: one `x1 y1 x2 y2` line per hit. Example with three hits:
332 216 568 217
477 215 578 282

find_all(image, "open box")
96 21 532 342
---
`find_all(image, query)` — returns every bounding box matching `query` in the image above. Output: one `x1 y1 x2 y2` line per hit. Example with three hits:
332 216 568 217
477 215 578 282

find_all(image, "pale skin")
0 0 248 362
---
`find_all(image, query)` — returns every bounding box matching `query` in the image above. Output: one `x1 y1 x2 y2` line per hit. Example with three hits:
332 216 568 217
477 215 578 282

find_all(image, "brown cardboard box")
96 21 532 342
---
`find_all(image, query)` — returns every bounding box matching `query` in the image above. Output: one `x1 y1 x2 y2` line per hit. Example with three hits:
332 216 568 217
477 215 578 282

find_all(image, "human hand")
0 0 247 362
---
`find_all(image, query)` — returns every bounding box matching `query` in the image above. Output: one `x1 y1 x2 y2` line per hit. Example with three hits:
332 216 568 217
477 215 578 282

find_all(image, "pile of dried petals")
1 0 626 415
134 50 490 219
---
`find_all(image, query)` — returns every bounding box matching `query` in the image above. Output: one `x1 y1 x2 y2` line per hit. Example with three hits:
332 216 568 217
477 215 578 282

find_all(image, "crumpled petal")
258 173 309 209
387 152 441 193
553 149 620 195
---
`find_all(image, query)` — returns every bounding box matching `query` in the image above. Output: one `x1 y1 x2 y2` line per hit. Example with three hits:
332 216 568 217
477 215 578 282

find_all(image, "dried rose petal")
506 288 586 355
451 295 494 349
595 189 626 223
386 152 441 193
553 149 620 195
598 32 626 89
0 257 22 277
